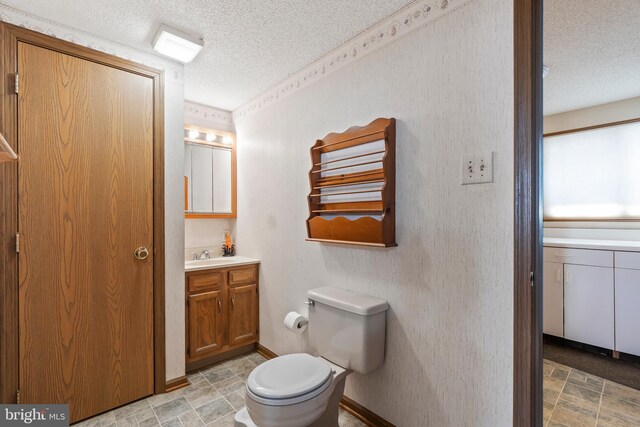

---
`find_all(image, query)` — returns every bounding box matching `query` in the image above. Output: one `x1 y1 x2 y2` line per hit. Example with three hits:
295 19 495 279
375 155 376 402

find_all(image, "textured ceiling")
544 0 640 115
4 0 415 111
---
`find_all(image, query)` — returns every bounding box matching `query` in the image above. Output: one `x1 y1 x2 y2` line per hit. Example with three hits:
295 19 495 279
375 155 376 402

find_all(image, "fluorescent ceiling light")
153 25 204 63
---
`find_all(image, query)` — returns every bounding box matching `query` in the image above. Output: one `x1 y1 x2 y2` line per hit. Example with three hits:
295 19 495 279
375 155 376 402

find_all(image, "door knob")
134 247 150 260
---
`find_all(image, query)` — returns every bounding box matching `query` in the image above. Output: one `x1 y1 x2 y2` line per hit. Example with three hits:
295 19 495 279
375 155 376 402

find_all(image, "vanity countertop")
543 237 640 253
185 256 260 272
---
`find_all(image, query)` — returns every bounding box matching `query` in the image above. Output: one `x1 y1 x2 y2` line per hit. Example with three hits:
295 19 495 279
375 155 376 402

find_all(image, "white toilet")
234 286 388 427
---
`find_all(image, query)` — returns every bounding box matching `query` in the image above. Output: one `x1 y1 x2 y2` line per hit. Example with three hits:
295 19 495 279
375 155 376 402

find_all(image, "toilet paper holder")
284 311 309 333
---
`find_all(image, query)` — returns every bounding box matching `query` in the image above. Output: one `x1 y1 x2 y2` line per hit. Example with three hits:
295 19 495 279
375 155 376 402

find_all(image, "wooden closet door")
17 42 154 422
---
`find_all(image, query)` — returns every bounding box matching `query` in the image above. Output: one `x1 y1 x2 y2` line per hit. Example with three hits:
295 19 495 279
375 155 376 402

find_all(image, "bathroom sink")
184 256 261 271
185 258 229 267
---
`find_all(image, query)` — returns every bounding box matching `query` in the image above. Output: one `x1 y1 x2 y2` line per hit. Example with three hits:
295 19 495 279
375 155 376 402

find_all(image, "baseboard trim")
255 343 278 360
165 375 189 393
255 343 395 427
186 343 256 372
338 396 395 427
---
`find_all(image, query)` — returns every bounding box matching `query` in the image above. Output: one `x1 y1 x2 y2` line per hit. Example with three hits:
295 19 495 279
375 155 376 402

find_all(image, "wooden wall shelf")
306 118 396 247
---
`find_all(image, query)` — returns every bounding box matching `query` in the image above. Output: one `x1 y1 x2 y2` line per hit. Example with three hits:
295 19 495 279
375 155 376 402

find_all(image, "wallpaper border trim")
233 0 474 121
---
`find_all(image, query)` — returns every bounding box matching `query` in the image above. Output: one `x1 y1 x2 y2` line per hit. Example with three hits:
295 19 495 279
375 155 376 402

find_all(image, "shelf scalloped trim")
307 117 396 247
306 215 396 247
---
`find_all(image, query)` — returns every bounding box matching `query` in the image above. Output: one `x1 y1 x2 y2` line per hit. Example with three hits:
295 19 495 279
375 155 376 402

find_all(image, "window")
544 120 640 220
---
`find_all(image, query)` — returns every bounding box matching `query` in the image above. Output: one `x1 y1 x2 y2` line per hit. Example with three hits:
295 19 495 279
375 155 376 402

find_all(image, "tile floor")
74 351 365 427
544 358 640 427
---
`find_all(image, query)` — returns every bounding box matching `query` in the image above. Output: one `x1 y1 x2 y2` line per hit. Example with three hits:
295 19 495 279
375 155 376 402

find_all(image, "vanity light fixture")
152 25 204 63
188 129 200 139
206 133 216 142
222 136 233 145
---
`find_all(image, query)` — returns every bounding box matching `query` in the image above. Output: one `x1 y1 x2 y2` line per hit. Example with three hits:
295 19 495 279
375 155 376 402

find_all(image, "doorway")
540 1 640 425
514 0 640 425
0 23 166 422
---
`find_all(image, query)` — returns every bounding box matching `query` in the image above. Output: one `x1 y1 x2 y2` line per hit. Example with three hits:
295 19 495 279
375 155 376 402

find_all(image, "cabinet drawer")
188 271 223 293
229 266 257 286
543 247 613 268
615 251 640 270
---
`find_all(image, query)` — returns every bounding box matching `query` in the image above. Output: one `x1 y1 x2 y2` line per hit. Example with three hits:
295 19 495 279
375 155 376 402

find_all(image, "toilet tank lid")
307 287 389 315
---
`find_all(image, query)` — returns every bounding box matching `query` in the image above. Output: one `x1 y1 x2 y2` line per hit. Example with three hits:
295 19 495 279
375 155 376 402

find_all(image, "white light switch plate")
462 152 494 185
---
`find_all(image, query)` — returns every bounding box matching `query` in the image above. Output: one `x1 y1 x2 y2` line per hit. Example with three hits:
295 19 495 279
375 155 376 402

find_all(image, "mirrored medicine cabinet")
184 125 237 218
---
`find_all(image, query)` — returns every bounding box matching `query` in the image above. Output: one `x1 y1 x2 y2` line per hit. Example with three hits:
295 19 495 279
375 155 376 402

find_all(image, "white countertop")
544 237 640 252
185 256 260 272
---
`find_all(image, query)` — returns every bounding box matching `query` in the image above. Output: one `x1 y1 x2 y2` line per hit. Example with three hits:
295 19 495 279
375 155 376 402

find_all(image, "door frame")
0 22 166 402
513 0 544 426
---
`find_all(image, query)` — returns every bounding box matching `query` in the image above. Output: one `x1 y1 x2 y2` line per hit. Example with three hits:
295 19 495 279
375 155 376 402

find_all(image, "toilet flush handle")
304 299 315 307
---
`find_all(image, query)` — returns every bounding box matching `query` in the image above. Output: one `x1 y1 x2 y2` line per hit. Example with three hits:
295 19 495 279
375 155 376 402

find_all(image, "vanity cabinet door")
188 290 225 359
228 284 258 345
564 264 614 349
543 261 564 337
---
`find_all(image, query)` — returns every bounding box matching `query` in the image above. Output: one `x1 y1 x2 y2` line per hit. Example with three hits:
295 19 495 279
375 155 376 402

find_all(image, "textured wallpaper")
233 0 514 425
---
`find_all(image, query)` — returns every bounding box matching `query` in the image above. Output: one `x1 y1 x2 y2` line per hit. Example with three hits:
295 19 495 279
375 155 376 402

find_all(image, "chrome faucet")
192 250 211 260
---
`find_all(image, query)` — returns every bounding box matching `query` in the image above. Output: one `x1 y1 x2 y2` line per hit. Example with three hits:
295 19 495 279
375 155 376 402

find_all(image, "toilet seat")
246 353 333 406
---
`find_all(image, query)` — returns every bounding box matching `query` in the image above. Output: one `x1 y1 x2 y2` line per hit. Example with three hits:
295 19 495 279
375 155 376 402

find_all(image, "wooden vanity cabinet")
228 284 258 345
185 263 259 366
188 289 224 358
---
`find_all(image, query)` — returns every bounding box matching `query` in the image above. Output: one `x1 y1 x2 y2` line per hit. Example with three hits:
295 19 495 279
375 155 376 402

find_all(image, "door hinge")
16 389 20 404
15 233 20 253
14 74 19 94
530 271 535 287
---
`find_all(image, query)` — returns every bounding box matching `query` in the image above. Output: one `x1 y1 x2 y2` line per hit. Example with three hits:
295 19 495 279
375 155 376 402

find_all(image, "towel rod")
0 132 18 164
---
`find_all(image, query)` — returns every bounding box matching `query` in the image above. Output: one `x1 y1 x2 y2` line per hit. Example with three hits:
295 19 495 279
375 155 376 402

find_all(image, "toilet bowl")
235 353 349 427
235 287 388 427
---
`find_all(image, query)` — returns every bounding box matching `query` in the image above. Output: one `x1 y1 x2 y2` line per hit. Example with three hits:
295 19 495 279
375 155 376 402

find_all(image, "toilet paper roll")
284 311 308 334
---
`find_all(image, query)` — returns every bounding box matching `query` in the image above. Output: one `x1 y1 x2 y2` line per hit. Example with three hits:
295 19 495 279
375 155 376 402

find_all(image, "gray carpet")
544 337 640 391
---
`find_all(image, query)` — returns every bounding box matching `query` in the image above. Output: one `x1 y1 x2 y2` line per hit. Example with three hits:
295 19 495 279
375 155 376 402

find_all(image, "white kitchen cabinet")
543 261 564 337
564 264 614 349
615 266 640 356
544 246 613 268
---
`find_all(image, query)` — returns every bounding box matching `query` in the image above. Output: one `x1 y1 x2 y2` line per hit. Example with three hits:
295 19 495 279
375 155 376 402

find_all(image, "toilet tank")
307 287 388 374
